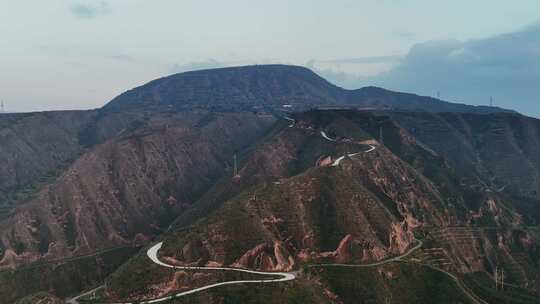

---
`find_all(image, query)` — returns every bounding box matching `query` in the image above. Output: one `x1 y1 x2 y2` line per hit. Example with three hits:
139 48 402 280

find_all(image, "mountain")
103 110 539 304
104 65 512 114
387 111 540 222
0 110 96 218
0 65 538 303
0 111 274 268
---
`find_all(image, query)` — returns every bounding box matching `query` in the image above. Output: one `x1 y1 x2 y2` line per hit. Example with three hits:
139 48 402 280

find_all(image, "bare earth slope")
0 110 96 214
0 65 538 303
103 110 538 304
388 111 540 222
0 111 274 269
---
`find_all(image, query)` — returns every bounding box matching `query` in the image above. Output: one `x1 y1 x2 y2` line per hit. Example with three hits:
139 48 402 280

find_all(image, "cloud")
105 54 133 62
312 22 540 117
70 2 111 19
38 45 133 64
323 56 402 65
167 58 294 75
168 59 226 74
367 22 540 116
305 60 363 89
305 57 400 89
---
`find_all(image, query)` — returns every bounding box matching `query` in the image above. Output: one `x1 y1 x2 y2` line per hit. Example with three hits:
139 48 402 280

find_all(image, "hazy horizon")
1 1 539 117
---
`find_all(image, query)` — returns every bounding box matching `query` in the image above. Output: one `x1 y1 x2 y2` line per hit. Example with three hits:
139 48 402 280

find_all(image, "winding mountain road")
309 238 423 269
320 130 337 142
140 242 296 303
284 116 295 127
331 146 377 166
68 242 295 304
115 238 420 304
68 124 480 303
423 264 489 304
66 287 103 304
318 129 377 166
67 127 382 303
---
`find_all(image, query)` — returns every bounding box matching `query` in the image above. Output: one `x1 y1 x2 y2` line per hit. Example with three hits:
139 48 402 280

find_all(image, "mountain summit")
104 64 511 114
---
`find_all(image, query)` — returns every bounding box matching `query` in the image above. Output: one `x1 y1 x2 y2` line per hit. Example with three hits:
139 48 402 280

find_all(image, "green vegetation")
3 246 138 304
0 161 76 220
76 288 108 304
107 246 281 302
312 262 473 304
104 246 164 300
61 109 540 304
167 279 329 304
464 272 540 304
14 292 62 304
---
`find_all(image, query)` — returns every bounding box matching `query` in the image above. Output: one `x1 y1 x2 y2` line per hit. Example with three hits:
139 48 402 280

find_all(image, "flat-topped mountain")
104 65 511 114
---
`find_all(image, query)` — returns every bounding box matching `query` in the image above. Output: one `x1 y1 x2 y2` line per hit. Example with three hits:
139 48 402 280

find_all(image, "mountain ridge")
103 64 513 115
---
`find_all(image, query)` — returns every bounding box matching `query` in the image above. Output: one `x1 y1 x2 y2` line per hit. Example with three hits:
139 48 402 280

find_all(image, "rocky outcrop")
317 156 333 167
333 235 359 263
233 241 295 271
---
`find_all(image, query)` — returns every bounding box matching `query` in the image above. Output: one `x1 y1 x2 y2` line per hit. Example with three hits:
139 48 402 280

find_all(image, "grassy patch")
2 246 138 304
312 262 473 304
464 272 540 304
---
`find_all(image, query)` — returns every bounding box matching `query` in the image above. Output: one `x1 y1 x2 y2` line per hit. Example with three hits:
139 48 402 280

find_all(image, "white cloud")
70 2 111 19
168 59 226 74
368 23 540 116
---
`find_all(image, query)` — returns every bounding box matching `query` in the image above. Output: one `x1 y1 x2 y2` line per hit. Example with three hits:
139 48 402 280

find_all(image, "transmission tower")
495 266 506 290
490 96 493 107
233 153 239 177
0 100 4 114
495 267 499 290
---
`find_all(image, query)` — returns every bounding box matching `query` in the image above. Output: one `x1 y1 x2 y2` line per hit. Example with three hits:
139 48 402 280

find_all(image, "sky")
1 1 540 117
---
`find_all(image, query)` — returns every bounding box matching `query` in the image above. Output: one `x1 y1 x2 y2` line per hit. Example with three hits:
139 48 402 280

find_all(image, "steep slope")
0 66 512 218
103 110 523 303
0 111 275 269
106 265 473 304
0 246 137 304
0 65 514 210
0 110 96 217
1 65 537 303
387 111 540 222
175 110 518 231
